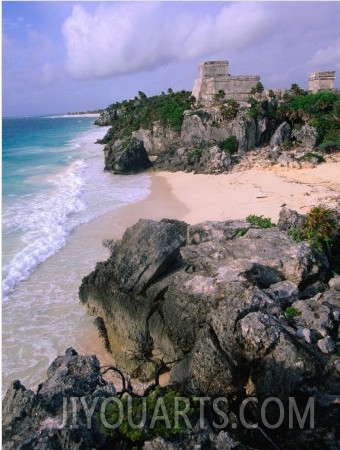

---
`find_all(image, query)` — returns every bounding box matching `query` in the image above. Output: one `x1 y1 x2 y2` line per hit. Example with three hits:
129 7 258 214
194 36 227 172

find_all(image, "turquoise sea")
2 116 151 394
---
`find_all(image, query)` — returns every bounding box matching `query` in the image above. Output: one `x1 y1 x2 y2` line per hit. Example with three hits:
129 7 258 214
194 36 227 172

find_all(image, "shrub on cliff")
220 99 239 121
278 91 340 146
219 135 238 154
289 205 339 258
98 90 194 144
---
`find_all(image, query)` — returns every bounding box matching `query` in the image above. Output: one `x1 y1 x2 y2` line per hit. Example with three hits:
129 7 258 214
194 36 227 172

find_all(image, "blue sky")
2 1 340 116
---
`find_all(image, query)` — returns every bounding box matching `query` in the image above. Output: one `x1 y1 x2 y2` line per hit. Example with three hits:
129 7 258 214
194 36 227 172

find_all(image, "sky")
2 1 340 117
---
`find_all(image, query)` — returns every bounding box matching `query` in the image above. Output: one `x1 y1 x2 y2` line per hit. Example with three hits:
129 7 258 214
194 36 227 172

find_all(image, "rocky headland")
95 61 339 175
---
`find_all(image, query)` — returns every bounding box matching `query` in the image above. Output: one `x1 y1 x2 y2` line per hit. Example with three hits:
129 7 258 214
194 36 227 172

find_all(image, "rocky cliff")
97 95 337 174
94 72 340 174
77 209 340 448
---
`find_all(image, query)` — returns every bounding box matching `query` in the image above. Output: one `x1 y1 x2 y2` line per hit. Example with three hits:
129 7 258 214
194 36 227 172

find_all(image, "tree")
290 83 305 96
250 82 264 96
138 91 147 101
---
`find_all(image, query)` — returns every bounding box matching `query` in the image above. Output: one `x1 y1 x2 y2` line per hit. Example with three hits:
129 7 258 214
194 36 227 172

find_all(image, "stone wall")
192 60 260 105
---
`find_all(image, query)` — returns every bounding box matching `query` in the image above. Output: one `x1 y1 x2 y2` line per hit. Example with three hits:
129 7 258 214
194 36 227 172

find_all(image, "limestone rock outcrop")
292 124 318 149
133 122 182 155
180 108 276 154
78 215 340 447
94 108 117 126
104 137 151 173
79 217 337 396
270 122 291 147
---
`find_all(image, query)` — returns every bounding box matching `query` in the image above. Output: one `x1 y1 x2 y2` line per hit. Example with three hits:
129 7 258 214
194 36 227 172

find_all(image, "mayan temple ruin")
192 60 337 106
192 60 260 105
309 71 336 92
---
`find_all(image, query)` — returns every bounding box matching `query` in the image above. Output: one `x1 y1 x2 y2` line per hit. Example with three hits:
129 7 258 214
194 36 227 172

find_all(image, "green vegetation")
278 91 340 146
246 97 261 117
97 83 339 159
284 306 301 321
220 99 239 121
250 82 264 96
246 97 277 119
317 139 340 153
187 147 203 160
290 83 306 96
246 215 276 229
281 139 293 150
188 110 211 121
289 205 339 256
235 227 248 237
101 386 199 445
219 135 238 154
213 89 226 103
99 90 194 143
298 152 326 164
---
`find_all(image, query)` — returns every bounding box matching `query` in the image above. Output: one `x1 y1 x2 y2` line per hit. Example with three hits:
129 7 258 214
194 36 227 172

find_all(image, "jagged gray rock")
317 336 336 354
2 349 115 450
267 280 299 307
180 108 274 155
270 122 291 147
104 137 151 173
200 145 232 173
277 206 306 231
292 124 318 149
329 276 340 292
94 109 116 126
4 210 340 449
133 122 181 155
291 296 334 338
109 218 187 294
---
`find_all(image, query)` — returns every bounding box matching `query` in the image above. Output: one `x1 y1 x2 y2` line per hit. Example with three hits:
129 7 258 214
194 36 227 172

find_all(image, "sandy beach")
154 162 340 224
89 162 340 240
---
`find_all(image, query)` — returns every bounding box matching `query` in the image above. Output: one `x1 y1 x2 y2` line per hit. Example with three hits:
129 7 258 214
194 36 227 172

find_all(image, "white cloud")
62 2 275 80
308 40 340 71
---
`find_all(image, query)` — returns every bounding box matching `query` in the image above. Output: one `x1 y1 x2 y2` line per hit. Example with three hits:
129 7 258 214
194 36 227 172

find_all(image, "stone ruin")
192 60 260 105
192 60 337 106
309 71 336 92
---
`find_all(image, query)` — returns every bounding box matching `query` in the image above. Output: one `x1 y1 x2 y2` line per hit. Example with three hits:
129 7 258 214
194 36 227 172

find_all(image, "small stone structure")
192 60 260 105
309 71 336 92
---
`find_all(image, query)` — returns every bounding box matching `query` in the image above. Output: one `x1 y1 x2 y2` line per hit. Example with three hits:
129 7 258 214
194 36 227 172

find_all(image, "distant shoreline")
49 113 100 118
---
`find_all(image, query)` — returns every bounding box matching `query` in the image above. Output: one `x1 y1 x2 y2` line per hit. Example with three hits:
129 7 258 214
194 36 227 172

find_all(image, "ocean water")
2 116 151 394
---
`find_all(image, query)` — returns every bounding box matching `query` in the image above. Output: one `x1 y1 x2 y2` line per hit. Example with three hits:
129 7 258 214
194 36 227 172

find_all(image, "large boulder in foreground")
79 217 335 389
104 137 151 173
78 215 340 447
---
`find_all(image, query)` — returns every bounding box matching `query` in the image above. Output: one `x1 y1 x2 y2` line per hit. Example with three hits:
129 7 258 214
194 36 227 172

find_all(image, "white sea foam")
2 161 86 298
2 129 151 299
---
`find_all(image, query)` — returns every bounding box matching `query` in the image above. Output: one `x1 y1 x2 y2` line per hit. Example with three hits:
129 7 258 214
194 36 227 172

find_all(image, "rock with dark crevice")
104 137 151 173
